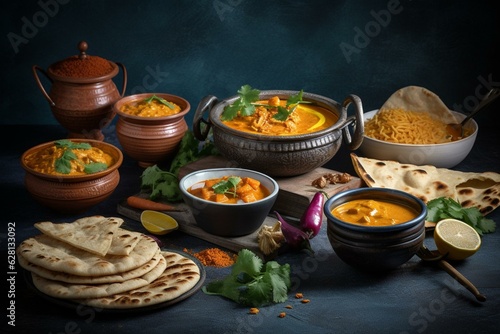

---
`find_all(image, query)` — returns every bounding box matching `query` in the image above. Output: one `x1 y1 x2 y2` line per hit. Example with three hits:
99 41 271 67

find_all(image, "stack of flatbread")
17 216 201 309
351 153 500 216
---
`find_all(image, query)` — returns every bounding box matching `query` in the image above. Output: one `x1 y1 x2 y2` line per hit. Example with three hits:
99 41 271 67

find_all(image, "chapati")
75 251 201 309
379 85 457 123
18 249 162 284
31 254 167 299
351 153 500 215
17 233 159 276
34 216 123 257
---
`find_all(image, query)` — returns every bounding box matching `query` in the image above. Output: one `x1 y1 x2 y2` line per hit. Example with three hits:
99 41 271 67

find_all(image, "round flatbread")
34 216 123 257
380 85 457 124
17 233 159 276
75 251 201 309
31 254 167 299
17 249 162 284
107 229 142 256
351 153 500 215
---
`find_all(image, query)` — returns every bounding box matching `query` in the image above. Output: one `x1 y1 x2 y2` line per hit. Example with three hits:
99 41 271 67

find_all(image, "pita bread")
380 86 457 124
34 216 123 257
17 233 159 276
31 254 167 299
75 251 201 309
107 229 142 256
351 153 500 215
17 249 162 284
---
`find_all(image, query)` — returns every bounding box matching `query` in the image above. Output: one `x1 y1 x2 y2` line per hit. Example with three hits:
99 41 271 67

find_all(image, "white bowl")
358 110 478 168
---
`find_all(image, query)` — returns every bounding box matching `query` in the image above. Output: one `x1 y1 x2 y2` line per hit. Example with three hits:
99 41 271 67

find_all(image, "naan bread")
34 216 123 257
107 229 142 256
18 249 162 284
351 153 500 215
75 251 201 309
31 254 167 299
17 233 159 276
380 85 457 124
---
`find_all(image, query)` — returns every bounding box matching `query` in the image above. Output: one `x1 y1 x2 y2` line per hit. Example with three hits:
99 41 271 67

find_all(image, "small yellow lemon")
140 210 178 235
433 218 481 260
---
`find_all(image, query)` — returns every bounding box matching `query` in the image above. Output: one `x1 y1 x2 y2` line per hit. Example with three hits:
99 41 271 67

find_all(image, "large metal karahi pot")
193 90 364 177
33 41 127 141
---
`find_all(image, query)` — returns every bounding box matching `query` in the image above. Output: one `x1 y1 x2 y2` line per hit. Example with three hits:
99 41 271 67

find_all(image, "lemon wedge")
299 105 326 131
140 210 178 235
434 218 481 260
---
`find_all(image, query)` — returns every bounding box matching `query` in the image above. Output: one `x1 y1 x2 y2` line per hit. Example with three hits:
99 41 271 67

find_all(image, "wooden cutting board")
178 155 363 218
118 156 363 258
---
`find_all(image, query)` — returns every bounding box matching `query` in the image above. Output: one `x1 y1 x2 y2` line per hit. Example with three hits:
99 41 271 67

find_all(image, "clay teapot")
33 41 127 141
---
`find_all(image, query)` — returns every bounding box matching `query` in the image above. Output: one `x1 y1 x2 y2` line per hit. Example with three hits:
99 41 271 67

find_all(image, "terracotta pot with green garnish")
20 139 123 213
113 93 190 168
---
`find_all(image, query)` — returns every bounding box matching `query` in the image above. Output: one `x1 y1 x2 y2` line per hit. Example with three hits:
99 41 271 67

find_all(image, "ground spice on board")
51 55 114 78
184 247 236 267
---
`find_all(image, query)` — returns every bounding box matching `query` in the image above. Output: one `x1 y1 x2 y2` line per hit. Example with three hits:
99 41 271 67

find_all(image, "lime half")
140 210 179 235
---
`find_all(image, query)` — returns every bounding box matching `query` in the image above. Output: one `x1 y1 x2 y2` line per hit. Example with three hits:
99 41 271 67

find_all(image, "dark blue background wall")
2 0 499 127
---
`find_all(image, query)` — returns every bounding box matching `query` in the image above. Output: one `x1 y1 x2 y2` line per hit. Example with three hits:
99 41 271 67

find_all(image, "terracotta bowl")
193 91 365 177
20 139 123 213
179 168 279 237
113 93 190 168
324 187 427 271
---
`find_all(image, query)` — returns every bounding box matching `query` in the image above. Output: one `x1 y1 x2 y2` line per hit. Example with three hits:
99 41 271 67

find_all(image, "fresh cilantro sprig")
221 85 310 121
212 176 241 197
426 197 496 235
54 140 108 174
202 249 291 307
144 94 175 109
140 130 219 201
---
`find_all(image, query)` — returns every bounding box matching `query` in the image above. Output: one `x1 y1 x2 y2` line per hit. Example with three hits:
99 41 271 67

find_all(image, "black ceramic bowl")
324 187 427 271
179 168 279 237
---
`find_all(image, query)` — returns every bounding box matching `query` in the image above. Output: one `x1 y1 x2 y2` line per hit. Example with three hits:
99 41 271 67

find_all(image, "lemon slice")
140 210 178 235
434 218 481 260
299 105 326 131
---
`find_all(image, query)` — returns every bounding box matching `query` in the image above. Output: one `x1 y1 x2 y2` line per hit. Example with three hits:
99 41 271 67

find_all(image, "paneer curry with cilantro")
188 176 270 203
24 139 114 175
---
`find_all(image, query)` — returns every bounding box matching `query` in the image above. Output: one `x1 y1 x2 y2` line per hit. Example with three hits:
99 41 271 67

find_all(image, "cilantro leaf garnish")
221 85 309 121
139 131 219 201
426 197 496 235
54 140 108 175
202 249 291 307
144 94 175 109
212 176 241 197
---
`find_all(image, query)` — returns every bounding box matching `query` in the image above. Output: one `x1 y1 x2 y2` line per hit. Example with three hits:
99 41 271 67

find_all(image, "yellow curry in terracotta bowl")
21 139 123 213
193 85 365 177
324 187 427 271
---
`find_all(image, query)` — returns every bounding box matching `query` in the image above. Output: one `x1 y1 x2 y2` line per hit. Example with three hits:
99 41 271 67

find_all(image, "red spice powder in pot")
51 55 114 78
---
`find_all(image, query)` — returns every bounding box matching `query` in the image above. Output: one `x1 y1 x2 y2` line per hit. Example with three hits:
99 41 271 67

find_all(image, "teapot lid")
48 41 118 83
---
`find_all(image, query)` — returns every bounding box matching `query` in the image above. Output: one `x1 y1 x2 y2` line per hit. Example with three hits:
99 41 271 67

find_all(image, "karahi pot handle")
193 95 218 141
341 94 364 150
32 65 55 106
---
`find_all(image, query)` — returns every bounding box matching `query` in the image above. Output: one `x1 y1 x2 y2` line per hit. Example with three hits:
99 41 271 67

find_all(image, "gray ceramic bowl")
193 90 364 177
179 168 279 237
324 187 427 271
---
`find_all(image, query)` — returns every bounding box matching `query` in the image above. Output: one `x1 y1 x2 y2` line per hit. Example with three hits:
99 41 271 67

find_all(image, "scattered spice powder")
249 308 260 314
51 55 114 78
278 312 286 318
301 299 310 304
184 247 236 267
295 292 303 299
